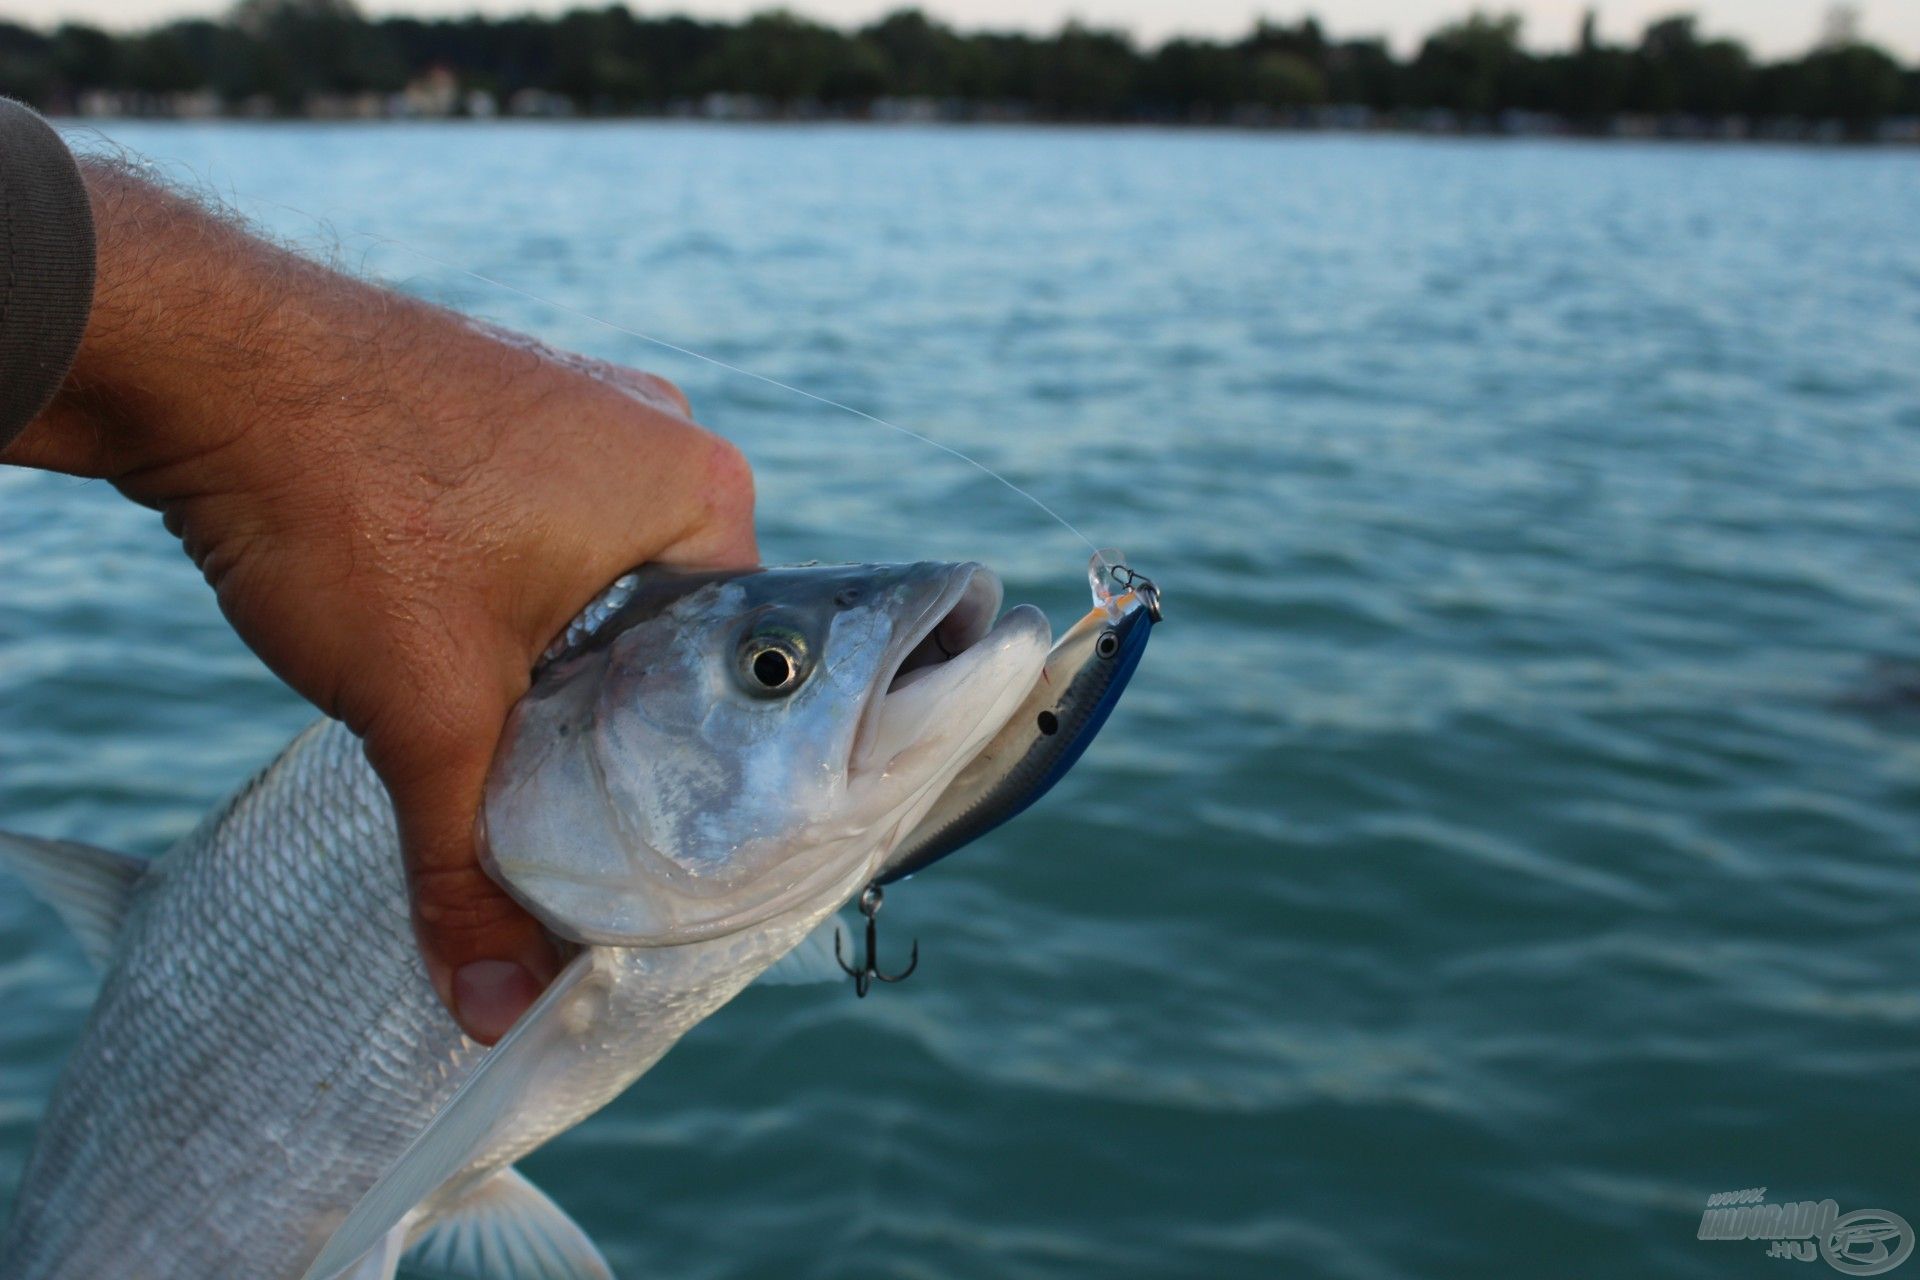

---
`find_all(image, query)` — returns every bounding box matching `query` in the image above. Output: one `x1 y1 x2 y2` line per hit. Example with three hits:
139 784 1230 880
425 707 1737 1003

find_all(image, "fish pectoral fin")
333 1222 409 1280
301 953 604 1280
0 831 148 971
752 913 851 987
406 1167 613 1280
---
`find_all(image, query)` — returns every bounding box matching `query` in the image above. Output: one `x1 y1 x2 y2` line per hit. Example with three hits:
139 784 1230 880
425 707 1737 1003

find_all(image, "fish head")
481 562 1049 946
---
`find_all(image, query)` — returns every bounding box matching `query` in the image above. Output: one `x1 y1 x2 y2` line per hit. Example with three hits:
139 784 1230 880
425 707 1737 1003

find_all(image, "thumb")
368 704 561 1046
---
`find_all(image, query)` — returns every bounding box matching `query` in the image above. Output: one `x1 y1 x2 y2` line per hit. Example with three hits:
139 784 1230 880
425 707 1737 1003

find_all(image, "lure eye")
1095 630 1121 659
736 624 812 698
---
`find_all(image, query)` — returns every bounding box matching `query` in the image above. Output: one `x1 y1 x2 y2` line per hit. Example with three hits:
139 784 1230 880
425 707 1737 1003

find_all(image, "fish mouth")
851 563 1050 780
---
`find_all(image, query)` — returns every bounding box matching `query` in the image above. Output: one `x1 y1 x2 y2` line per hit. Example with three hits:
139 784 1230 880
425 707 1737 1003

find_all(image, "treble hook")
834 883 918 998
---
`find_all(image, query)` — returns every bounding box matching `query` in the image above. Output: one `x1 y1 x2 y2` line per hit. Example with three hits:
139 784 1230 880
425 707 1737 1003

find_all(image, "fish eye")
1095 630 1121 659
736 623 812 698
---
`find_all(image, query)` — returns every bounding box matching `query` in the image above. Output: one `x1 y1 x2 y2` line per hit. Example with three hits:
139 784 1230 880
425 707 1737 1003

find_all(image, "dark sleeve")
0 99 94 452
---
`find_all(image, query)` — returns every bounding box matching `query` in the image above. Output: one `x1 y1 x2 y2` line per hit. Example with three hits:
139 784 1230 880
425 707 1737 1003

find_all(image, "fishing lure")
834 550 1161 995
884 549 1160 884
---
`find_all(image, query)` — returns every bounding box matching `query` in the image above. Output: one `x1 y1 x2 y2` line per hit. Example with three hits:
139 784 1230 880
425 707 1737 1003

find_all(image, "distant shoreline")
57 113 1920 149
13 7 1916 148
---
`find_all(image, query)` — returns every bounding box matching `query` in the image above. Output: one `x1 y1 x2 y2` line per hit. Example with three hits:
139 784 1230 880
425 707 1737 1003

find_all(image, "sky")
2 0 1916 60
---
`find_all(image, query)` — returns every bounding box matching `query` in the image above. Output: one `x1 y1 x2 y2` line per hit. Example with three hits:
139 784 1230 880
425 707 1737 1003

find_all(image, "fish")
0 560 1052 1280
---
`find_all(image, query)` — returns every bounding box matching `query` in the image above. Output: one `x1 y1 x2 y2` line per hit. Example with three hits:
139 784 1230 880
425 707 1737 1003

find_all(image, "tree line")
1 0 1916 135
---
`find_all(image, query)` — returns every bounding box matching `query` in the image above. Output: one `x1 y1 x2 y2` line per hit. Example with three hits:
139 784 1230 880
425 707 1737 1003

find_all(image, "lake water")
3 124 1919 1278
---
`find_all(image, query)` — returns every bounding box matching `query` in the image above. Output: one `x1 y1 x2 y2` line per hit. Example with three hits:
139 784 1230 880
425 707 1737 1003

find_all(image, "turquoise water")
4 124 1920 1278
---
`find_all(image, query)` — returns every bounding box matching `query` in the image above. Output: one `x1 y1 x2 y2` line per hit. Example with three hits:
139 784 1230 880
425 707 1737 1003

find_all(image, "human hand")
3 160 757 1043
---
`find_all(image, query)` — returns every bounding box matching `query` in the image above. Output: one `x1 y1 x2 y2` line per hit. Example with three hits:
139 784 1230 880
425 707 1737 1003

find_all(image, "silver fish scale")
0 721 471 1277
542 571 642 665
0 719 831 1280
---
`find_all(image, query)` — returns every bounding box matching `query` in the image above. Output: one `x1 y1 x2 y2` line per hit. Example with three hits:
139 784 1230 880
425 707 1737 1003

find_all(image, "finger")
633 371 693 418
593 361 693 418
366 698 559 1046
652 432 759 571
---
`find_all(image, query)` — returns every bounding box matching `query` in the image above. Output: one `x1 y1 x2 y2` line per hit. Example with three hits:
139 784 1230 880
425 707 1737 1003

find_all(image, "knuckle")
642 373 692 417
702 434 756 526
409 863 522 937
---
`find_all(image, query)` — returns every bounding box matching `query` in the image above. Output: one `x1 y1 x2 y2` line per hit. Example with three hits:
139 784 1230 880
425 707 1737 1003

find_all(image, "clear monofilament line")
358 234 1110 567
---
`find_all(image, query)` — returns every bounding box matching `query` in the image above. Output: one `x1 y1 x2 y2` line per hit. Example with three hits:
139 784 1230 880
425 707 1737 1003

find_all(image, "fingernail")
452 960 542 1045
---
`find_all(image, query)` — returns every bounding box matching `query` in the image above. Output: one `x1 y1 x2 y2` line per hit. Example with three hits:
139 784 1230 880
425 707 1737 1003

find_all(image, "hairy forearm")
9 162 332 475
2 160 510 507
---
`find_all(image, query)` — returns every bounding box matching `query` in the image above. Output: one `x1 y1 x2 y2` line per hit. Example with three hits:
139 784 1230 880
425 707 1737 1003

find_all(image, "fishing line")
351 231 1112 567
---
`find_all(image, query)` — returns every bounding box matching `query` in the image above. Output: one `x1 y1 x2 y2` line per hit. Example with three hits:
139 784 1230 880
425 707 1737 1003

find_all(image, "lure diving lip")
879 551 1160 886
